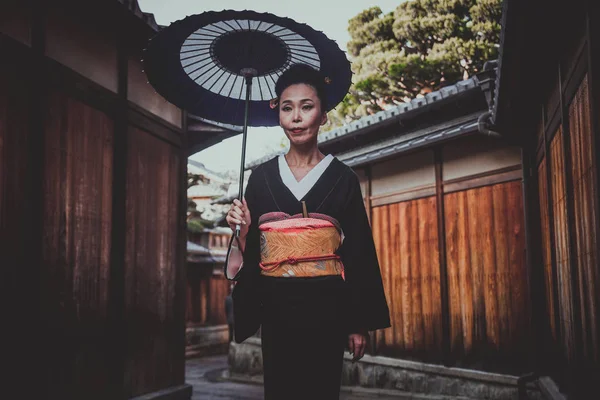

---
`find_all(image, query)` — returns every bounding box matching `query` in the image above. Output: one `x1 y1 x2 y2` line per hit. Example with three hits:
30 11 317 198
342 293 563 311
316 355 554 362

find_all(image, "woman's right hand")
226 198 251 241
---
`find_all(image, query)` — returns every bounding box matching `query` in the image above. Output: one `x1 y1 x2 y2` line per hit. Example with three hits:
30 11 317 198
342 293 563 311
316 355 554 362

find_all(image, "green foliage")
187 219 205 233
329 0 502 126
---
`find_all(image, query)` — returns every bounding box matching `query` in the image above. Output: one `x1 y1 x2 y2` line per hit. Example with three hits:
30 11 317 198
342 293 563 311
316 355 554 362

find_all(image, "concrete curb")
225 371 476 399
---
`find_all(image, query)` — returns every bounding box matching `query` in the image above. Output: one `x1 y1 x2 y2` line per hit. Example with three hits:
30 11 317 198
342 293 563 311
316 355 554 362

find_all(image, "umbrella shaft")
236 76 253 237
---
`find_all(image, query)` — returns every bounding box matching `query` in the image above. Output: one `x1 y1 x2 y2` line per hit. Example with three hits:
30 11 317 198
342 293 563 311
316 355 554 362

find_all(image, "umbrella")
143 10 352 235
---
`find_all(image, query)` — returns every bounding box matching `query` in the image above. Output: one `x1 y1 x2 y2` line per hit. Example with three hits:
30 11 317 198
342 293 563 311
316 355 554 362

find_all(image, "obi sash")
258 212 344 279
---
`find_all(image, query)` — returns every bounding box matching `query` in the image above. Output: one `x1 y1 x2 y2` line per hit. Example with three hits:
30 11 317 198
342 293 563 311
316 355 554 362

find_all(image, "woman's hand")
226 199 251 244
348 332 369 362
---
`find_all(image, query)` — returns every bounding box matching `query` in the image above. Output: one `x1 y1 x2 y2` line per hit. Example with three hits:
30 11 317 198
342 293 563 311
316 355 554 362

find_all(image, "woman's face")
279 83 327 148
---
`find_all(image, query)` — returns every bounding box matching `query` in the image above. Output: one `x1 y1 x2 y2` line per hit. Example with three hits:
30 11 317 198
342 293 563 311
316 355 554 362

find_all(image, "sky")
137 0 406 174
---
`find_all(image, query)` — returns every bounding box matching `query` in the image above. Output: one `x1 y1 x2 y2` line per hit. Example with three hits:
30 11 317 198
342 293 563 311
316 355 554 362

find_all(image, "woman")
225 64 390 399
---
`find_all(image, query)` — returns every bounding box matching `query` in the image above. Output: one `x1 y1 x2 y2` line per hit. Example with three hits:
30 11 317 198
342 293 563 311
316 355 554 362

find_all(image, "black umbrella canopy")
143 9 352 127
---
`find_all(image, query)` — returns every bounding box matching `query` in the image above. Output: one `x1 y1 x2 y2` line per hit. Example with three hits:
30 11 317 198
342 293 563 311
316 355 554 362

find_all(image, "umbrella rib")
181 43 210 48
290 47 319 55
291 50 321 60
193 63 220 83
224 20 241 32
180 49 210 56
288 50 320 62
180 53 212 63
282 38 315 42
190 32 220 38
234 19 246 31
218 72 235 96
183 39 214 44
258 22 275 33
256 77 264 100
268 26 287 35
290 55 320 65
265 75 275 99
187 62 211 78
203 25 227 35
276 33 304 38
207 69 228 92
238 78 245 100
182 59 211 70
287 43 317 49
227 75 241 98
197 65 223 86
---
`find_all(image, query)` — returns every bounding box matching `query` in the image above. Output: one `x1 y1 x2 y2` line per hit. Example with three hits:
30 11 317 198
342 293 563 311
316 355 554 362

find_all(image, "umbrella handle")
235 70 256 238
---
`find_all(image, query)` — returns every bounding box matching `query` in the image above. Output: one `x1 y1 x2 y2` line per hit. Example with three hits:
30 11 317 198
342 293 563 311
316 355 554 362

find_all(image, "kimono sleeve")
228 168 263 342
339 172 391 333
224 169 261 281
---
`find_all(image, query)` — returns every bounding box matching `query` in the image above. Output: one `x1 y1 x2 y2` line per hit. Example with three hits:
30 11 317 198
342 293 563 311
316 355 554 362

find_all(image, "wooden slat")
568 74 599 364
390 203 403 349
444 181 529 370
398 202 413 351
42 91 114 397
506 180 529 354
382 206 395 348
372 196 442 360
538 158 558 342
492 183 510 349
549 126 577 366
124 126 180 397
371 207 383 350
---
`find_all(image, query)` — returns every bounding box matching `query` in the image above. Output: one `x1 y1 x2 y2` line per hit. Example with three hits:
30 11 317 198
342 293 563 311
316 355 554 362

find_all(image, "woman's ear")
320 112 328 126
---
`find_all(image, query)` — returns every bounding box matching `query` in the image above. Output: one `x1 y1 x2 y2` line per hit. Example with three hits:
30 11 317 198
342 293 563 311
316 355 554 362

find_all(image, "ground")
185 355 463 399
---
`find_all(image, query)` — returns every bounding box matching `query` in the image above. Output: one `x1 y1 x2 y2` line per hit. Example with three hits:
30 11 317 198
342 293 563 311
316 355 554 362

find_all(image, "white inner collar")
278 154 334 201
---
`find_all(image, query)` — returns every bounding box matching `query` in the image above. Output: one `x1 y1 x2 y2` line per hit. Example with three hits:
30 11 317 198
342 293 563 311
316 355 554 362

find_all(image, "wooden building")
185 229 231 358
492 0 600 397
0 1 236 399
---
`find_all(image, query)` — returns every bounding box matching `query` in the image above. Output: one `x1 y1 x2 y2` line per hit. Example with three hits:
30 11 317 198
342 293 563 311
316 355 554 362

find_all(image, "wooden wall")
124 127 182 397
445 181 528 369
0 2 188 398
533 32 600 388
186 267 229 326
372 197 443 361
42 90 115 396
367 137 529 373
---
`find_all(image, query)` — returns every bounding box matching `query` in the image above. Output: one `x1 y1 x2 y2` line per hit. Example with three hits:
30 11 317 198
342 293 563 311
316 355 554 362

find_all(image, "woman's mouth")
291 128 305 134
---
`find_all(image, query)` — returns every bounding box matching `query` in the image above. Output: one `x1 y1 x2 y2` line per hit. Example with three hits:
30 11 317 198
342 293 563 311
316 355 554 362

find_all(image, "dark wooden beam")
542 95 563 382
558 63 584 386
520 120 547 372
434 147 451 366
108 14 129 398
25 1 46 396
584 2 600 391
175 110 189 383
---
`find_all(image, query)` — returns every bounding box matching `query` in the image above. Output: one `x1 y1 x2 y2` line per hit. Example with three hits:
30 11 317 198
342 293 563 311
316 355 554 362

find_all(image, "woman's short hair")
275 64 328 111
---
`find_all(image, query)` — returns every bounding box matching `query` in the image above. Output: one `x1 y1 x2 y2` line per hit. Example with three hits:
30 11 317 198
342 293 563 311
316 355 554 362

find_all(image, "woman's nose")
292 109 301 122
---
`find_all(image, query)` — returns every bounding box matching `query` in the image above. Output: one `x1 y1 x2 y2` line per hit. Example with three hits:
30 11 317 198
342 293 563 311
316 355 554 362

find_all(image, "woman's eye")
302 105 313 110
282 107 291 112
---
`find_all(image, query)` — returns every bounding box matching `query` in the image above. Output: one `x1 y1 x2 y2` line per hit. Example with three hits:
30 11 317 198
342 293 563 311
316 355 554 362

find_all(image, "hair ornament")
269 97 280 109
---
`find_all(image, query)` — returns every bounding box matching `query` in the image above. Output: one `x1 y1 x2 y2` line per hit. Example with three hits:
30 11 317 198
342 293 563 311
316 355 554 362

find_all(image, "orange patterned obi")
258 212 344 279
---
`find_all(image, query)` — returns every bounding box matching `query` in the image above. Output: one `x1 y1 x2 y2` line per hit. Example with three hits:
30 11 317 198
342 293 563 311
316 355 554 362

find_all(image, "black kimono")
228 156 390 400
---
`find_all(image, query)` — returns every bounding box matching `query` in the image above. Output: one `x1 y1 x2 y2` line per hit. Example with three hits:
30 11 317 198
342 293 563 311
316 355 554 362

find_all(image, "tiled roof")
317 78 478 146
337 114 481 167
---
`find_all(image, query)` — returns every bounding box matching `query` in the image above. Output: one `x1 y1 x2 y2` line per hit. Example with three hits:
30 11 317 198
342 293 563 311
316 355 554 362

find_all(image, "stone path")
185 355 464 399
